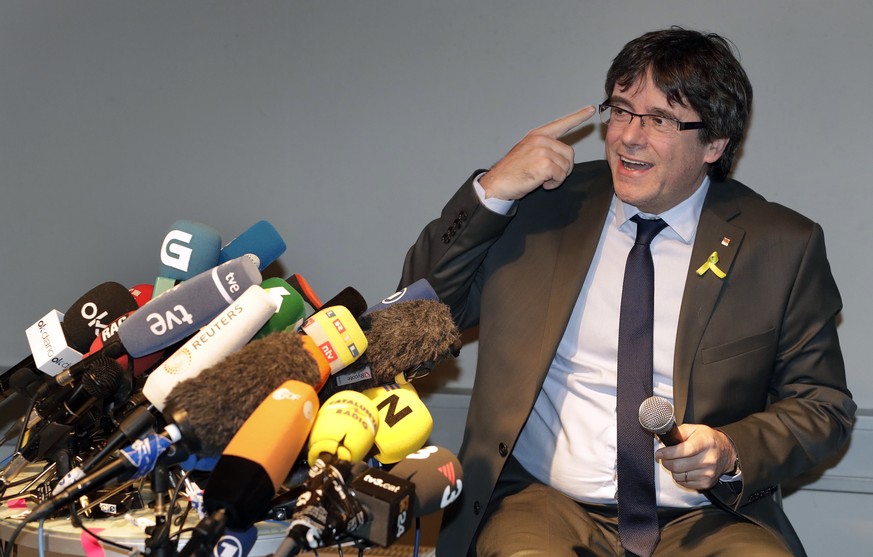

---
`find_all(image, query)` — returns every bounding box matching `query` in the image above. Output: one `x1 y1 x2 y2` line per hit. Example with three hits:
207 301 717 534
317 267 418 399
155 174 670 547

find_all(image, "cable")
14 394 38 453
166 467 195 546
2 517 30 557
68 502 135 553
37 518 45 557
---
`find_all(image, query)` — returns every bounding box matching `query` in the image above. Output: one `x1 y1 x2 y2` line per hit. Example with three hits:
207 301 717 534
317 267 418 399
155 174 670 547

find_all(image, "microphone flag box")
350 467 414 547
25 310 84 376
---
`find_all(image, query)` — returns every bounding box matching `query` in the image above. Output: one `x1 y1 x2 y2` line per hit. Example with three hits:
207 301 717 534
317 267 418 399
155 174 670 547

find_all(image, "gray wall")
1 1 872 553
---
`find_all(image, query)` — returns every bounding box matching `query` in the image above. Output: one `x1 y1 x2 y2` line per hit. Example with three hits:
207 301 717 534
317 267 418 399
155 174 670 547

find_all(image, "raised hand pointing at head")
479 105 596 201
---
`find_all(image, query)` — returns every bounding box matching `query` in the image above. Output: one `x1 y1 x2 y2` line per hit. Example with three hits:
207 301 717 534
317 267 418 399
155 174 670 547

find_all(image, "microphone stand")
144 444 189 557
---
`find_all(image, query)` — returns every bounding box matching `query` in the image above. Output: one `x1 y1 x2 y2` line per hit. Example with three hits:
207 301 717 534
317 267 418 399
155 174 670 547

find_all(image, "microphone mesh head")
82 356 125 398
638 396 675 435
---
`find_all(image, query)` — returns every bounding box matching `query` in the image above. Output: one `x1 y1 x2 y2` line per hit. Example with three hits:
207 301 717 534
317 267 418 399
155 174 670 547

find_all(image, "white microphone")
142 284 280 412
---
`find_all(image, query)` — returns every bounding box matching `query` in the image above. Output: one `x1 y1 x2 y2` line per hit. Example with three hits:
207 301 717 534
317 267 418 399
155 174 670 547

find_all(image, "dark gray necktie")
617 215 668 557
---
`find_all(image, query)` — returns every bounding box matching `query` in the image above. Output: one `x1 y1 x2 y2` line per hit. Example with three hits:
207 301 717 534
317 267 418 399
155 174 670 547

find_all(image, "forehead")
609 74 697 117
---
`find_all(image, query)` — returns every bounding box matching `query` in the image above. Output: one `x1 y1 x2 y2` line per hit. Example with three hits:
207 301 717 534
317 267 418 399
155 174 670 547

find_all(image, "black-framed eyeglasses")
598 104 705 135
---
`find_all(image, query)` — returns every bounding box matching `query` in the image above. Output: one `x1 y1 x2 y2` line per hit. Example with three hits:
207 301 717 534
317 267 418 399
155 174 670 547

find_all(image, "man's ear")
704 137 730 164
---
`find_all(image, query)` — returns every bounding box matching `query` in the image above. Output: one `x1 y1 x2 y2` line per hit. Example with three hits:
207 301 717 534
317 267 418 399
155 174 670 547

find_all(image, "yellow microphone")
301 305 367 374
307 390 379 466
363 382 433 464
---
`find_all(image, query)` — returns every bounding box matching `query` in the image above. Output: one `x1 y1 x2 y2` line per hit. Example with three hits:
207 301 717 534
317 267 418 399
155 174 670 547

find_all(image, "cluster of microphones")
0 220 465 557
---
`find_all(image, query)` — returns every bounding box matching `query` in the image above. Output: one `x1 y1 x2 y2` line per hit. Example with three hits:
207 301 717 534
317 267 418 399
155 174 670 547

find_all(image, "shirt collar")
614 176 710 244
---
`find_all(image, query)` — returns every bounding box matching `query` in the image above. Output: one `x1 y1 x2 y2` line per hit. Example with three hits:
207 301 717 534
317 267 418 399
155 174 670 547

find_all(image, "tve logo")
160 229 194 273
146 305 195 335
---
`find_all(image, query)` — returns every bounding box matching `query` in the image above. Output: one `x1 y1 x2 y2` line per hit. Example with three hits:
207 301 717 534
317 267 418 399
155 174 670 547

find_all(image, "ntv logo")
160 229 194 273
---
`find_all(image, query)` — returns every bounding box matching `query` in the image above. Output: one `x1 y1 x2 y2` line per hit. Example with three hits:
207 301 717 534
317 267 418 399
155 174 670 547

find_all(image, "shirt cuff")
472 173 515 215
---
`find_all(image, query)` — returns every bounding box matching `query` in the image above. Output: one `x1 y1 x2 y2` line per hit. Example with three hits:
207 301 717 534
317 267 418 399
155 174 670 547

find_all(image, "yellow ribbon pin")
696 251 726 279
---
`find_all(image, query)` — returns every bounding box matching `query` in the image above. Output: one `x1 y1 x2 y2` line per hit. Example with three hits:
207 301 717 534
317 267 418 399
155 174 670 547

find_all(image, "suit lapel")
673 184 744 422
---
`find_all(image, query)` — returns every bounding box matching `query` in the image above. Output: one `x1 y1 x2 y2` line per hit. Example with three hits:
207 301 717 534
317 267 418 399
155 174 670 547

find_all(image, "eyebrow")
606 95 680 120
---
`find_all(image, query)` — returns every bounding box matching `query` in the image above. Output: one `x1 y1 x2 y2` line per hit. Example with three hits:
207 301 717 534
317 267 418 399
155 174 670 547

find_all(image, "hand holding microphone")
641 396 740 490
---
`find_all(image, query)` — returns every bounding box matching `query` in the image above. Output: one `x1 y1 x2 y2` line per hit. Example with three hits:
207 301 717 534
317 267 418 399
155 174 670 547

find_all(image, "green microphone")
254 277 307 339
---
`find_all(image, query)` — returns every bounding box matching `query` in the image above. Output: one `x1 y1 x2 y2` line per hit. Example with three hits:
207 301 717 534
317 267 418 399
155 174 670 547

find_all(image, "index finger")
531 105 597 139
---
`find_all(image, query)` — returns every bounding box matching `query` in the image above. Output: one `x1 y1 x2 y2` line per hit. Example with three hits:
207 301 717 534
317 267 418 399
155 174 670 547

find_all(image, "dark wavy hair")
605 27 752 181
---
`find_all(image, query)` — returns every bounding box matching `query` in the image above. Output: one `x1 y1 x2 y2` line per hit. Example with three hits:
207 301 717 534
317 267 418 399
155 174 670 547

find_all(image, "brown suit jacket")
400 160 855 556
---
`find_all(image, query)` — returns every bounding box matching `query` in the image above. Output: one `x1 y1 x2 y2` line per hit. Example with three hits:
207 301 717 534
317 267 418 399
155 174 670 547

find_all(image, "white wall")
1 1 871 552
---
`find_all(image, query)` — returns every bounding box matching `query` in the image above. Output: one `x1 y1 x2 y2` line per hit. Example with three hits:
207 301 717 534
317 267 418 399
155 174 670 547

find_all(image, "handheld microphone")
285 274 322 313
60 281 141 353
321 299 460 396
141 284 280 412
161 307 359 456
0 356 44 399
387 445 464 516
25 310 84 377
306 391 378 467
218 220 286 271
118 256 261 358
300 306 367 376
253 278 306 340
360 278 439 316
38 257 256 400
29 430 190 522
39 256 260 398
363 383 433 464
128 283 154 307
276 456 366 556
311 287 368 320
347 445 464 546
209 526 257 557
22 282 139 377
153 220 222 298
178 381 319 557
28 355 127 428
639 395 683 446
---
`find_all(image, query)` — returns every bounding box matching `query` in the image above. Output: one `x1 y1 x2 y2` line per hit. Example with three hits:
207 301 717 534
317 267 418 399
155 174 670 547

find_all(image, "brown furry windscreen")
358 299 461 380
162 329 321 456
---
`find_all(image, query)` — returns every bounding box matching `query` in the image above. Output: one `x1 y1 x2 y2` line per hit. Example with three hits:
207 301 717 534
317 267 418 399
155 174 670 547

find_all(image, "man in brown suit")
400 28 855 556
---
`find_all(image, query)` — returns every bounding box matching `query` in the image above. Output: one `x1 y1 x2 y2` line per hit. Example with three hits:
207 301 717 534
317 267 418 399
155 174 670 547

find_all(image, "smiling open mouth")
621 156 653 171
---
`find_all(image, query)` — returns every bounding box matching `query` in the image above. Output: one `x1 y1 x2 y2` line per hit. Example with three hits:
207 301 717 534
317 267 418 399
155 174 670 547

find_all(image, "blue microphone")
218 220 286 271
362 278 440 316
154 220 222 297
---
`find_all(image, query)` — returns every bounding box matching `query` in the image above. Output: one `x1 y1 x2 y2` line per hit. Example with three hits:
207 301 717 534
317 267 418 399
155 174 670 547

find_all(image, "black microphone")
347 445 464 546
28 433 193 522
24 282 139 378
273 456 367 557
28 355 128 428
638 395 683 446
0 356 46 400
0 357 131 490
60 281 140 354
310 286 368 320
